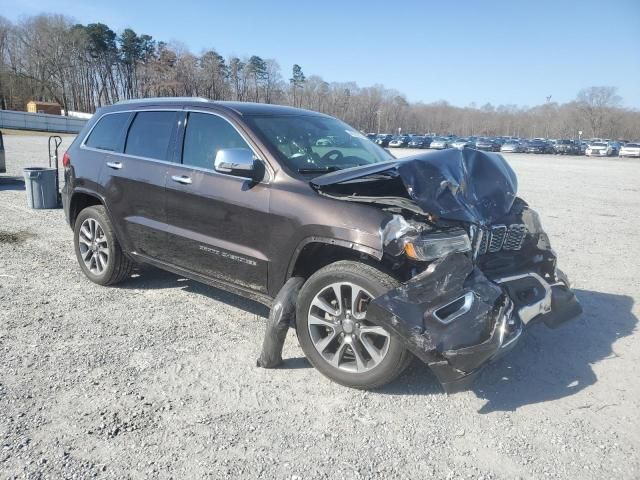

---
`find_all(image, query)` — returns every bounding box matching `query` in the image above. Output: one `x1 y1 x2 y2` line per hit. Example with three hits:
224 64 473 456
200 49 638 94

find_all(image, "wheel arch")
285 237 383 286
69 190 130 254
69 190 105 227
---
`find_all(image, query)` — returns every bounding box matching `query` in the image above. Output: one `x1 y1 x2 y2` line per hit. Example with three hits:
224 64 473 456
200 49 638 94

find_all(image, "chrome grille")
476 223 527 256
488 225 507 252
478 229 489 254
503 224 527 250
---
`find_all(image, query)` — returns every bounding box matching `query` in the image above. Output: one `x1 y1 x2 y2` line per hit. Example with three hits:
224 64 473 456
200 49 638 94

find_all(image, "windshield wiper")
297 166 343 174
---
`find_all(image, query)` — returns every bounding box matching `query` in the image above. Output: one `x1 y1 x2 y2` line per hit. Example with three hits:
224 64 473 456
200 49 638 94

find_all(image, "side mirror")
214 148 261 181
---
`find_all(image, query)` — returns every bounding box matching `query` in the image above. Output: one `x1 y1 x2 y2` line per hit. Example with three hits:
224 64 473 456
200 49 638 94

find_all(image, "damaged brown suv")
62 98 582 392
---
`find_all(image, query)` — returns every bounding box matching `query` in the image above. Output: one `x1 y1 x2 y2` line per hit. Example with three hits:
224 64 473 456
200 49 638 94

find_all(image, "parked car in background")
375 134 393 147
618 142 640 157
553 139 579 155
451 138 475 149
577 141 589 155
524 139 553 154
500 141 525 153
366 133 377 140
389 136 411 148
430 137 452 149
408 136 432 148
585 142 613 157
475 138 501 152
609 142 622 155
61 97 581 391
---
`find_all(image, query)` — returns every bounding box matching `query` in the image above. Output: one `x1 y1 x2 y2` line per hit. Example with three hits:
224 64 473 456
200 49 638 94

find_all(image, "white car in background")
618 142 640 158
585 142 613 157
501 141 525 153
430 137 452 149
451 138 474 149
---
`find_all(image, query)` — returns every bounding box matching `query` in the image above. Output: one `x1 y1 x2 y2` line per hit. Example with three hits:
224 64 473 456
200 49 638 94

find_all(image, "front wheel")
296 261 412 389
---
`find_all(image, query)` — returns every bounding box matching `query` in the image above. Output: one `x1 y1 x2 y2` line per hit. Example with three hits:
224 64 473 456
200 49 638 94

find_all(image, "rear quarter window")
84 112 130 151
125 111 178 161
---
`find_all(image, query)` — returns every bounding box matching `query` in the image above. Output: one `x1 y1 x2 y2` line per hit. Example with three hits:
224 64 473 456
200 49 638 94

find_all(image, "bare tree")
0 14 638 140
576 86 621 137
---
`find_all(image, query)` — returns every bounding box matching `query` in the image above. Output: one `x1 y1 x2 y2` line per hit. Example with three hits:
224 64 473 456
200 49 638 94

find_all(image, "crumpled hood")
312 148 518 224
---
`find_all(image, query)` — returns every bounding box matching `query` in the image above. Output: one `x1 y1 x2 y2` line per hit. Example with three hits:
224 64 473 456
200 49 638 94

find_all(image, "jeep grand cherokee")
62 98 581 391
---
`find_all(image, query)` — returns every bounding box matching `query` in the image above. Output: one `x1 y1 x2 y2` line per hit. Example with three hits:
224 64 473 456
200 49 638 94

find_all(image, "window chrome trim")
182 107 274 179
80 108 180 152
79 107 273 182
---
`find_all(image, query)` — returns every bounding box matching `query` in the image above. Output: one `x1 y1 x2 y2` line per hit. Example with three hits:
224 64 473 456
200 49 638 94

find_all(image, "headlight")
403 229 471 261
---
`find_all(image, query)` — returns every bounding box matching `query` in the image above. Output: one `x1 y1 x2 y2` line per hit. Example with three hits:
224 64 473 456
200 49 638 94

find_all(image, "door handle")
106 161 122 170
171 175 192 185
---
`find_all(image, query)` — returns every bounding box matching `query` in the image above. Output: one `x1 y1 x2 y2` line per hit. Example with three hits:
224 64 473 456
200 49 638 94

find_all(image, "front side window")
85 112 130 151
125 111 178 160
245 114 393 176
181 112 251 169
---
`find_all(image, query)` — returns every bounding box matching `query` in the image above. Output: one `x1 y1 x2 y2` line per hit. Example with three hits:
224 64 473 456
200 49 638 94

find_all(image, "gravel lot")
1 135 639 479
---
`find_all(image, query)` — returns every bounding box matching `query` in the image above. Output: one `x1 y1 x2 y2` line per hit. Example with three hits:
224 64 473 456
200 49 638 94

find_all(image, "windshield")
246 114 393 174
592 142 607 147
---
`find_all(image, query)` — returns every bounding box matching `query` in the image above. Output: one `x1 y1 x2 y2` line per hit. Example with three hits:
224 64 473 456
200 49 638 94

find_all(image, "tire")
73 205 134 286
296 260 412 389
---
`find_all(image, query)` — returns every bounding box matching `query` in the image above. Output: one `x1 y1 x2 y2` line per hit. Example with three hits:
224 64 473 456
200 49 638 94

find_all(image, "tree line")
1 13 638 139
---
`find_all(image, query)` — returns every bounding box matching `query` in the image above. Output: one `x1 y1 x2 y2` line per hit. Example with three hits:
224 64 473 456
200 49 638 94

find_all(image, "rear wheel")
74 205 133 286
296 261 412 389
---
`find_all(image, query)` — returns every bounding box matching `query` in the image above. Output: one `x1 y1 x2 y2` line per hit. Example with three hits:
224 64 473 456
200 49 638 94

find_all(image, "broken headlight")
403 229 471 261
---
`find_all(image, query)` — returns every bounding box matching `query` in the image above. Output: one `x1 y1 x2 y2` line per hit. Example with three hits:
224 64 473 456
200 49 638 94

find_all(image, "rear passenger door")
164 110 271 294
97 110 180 259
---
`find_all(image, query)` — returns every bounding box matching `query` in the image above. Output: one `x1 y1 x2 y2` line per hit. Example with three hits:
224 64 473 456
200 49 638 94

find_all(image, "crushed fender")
367 253 508 389
256 276 304 368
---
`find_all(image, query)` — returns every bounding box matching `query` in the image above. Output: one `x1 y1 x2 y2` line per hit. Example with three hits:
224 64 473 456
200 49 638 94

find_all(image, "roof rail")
115 97 211 105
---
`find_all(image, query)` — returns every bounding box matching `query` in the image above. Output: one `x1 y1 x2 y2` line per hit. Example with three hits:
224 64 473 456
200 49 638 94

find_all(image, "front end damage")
367 247 581 393
312 149 582 392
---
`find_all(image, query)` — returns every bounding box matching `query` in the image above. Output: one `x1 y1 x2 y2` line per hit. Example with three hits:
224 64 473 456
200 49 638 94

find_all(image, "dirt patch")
0 230 34 244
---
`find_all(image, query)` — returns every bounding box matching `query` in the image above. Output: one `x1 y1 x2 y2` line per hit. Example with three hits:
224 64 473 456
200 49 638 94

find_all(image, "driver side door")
163 110 271 294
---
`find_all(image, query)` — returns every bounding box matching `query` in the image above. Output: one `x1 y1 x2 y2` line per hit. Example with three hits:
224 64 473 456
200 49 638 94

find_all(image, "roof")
27 100 61 106
110 97 328 117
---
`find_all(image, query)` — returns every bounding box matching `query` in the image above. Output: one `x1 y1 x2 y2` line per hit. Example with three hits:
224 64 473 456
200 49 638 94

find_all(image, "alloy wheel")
78 218 109 275
307 282 390 373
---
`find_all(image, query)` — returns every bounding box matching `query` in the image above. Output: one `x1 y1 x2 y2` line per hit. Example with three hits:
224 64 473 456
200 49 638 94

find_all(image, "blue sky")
3 0 639 107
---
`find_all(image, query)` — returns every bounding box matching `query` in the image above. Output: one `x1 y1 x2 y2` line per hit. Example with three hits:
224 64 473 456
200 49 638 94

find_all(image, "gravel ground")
1 135 639 479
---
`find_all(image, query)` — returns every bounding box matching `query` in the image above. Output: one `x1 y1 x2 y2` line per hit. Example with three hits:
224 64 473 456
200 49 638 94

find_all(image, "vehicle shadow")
378 289 637 405
472 289 636 413
119 268 636 406
0 176 25 191
122 266 270 318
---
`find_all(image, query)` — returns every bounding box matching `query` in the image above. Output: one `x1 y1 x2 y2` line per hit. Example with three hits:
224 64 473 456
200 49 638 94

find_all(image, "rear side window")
182 112 250 169
125 111 178 160
84 113 130 151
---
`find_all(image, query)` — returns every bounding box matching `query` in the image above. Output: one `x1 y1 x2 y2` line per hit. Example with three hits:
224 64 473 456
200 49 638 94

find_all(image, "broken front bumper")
367 253 582 393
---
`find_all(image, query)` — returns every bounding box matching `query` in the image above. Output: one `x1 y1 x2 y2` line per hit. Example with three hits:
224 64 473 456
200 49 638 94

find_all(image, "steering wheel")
321 149 344 162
